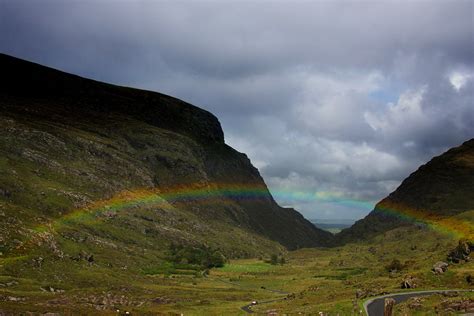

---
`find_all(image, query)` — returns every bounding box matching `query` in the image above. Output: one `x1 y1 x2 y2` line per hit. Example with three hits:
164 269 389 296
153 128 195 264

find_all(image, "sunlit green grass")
216 260 275 273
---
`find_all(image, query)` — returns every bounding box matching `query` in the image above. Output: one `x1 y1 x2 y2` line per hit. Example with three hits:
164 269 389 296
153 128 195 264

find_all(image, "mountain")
337 139 474 243
0 52 333 267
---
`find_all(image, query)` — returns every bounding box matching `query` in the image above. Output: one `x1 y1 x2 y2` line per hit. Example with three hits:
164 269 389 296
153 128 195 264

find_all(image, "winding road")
364 289 473 316
214 273 473 314
241 286 472 314
209 276 289 313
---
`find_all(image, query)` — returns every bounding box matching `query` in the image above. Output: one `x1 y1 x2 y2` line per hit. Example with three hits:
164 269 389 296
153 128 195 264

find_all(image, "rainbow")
33 183 473 241
375 199 474 240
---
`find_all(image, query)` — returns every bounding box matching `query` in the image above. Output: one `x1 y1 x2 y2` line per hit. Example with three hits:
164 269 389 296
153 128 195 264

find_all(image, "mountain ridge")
337 138 474 243
0 53 333 253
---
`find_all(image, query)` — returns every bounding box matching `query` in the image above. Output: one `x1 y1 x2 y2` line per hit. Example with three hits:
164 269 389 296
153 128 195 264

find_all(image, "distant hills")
0 53 333 262
310 219 354 234
337 139 474 243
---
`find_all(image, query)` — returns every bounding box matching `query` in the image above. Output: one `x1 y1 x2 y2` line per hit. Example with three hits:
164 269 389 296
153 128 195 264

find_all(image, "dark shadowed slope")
337 139 474 243
0 53 333 251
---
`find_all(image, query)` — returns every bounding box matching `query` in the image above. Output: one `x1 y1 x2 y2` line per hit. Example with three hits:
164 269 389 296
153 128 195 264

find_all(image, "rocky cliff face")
0 53 332 255
337 139 474 243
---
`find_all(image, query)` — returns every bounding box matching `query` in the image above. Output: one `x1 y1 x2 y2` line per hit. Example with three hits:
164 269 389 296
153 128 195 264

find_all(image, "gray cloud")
1 0 473 220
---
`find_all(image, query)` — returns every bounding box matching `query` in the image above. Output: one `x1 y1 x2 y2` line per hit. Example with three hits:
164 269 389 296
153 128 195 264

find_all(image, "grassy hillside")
0 54 334 313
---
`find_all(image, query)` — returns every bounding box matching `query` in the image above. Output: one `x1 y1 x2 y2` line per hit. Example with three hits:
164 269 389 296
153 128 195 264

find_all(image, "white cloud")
449 71 472 91
364 86 426 132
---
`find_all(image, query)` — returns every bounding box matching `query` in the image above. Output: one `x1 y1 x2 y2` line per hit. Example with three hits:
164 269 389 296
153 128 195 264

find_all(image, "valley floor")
1 225 473 315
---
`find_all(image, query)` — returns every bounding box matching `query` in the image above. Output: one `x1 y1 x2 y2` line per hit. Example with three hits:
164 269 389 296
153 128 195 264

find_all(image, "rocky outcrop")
448 239 473 263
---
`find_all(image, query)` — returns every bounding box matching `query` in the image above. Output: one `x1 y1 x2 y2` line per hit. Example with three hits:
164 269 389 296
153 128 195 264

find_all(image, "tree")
167 244 226 269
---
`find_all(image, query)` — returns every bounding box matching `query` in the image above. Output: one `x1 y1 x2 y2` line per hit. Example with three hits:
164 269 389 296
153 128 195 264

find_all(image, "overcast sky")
1 0 473 221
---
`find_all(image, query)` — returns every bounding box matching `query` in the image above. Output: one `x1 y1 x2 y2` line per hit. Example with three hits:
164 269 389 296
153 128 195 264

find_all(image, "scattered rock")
151 297 175 304
432 261 449 274
407 297 424 310
437 298 474 313
266 309 278 316
76 292 144 310
40 286 64 293
35 232 64 258
32 256 44 268
401 276 416 289
0 295 25 302
0 280 18 287
356 289 366 299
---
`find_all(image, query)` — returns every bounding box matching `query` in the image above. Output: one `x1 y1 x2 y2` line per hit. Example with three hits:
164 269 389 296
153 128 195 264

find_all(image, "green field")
1 223 472 315
216 261 275 273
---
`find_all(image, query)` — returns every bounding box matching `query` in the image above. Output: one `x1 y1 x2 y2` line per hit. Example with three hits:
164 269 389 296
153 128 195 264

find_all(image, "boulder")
384 298 395 316
355 289 366 299
401 276 416 289
432 261 449 274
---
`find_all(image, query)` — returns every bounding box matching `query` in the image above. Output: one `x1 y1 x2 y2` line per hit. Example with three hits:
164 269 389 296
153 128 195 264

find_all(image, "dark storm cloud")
1 0 473 220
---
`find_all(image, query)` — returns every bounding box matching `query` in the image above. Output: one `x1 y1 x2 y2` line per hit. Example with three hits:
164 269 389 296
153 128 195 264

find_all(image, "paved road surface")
364 289 473 316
